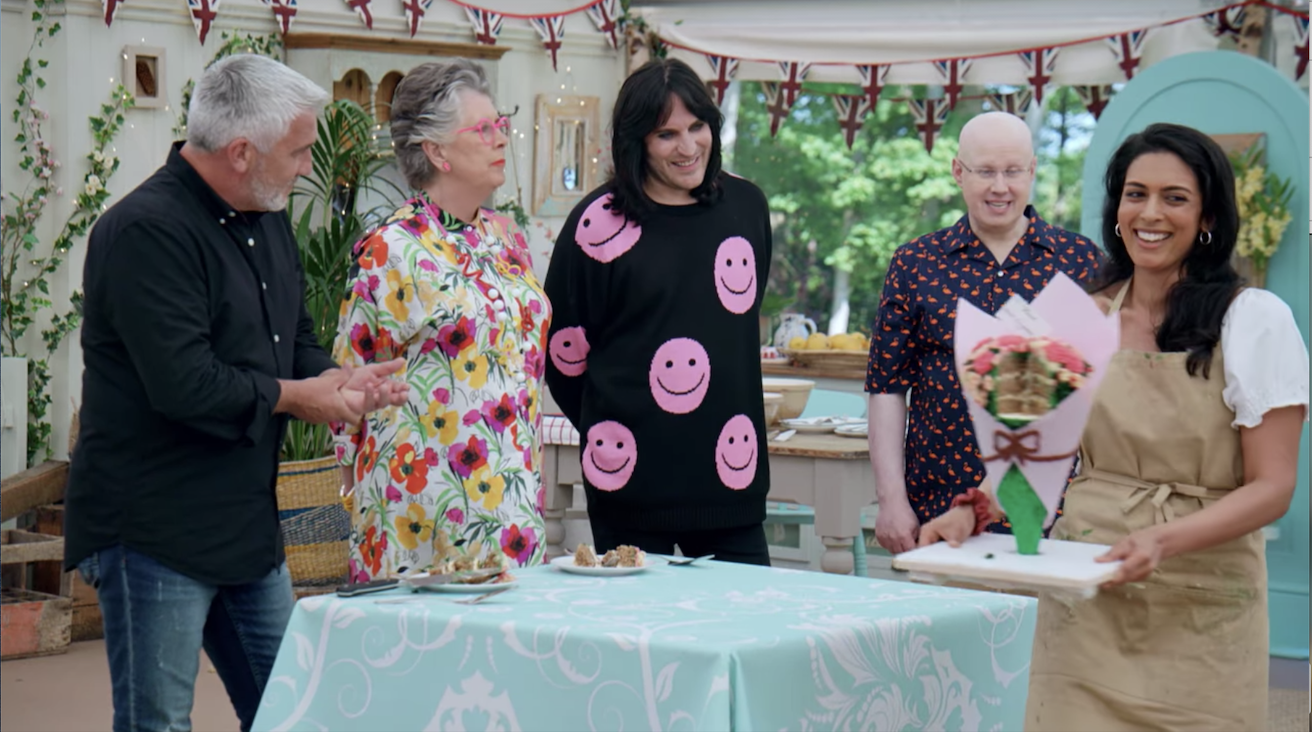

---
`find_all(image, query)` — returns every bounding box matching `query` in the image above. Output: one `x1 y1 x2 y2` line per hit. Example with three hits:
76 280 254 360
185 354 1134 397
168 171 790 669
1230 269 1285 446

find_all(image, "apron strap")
1083 467 1223 525
1109 279 1132 314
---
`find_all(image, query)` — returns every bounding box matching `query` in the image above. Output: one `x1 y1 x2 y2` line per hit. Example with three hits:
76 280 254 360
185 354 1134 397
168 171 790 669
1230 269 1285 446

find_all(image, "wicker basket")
277 455 349 592
782 348 870 370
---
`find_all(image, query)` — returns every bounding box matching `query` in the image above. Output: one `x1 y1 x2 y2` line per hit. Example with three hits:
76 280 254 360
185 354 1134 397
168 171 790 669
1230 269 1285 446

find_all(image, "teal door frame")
1080 51 1310 660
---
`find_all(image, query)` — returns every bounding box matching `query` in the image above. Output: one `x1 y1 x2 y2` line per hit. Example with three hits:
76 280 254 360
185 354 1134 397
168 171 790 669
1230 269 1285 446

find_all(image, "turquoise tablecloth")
253 562 1035 731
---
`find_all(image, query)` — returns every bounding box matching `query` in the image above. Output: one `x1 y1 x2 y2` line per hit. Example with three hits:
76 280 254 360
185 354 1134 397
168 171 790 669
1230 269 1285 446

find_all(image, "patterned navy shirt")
865 205 1103 530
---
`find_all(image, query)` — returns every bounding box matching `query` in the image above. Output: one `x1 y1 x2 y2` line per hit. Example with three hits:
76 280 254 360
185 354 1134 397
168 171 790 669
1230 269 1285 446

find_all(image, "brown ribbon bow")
981 429 1078 465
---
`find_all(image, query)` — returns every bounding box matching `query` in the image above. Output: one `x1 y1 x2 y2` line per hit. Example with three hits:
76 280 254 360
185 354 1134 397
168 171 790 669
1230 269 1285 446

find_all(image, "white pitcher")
773 313 817 349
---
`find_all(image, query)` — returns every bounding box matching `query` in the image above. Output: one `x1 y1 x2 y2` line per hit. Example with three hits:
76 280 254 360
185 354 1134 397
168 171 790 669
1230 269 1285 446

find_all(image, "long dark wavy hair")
606 57 724 222
1091 122 1242 378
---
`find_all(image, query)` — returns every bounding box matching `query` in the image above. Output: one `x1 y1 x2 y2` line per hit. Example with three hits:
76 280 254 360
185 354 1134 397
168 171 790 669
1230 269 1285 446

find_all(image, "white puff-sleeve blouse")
1221 288 1310 429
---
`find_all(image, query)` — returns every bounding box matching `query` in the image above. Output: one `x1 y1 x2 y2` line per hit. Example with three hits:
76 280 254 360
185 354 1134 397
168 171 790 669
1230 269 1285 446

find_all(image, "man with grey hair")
64 53 408 732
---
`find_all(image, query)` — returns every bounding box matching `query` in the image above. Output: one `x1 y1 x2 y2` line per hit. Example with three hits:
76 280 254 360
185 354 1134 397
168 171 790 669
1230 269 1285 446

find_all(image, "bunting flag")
775 61 810 108
1018 48 1058 106
988 88 1034 117
344 0 372 29
832 94 872 149
1075 85 1114 120
531 15 567 72
1106 30 1149 80
264 0 296 35
933 58 972 109
705 54 739 106
103 0 123 26
856 64 888 110
1294 14 1309 81
464 6 503 45
908 98 949 154
587 0 622 50
403 0 432 38
1203 5 1246 38
188 0 220 45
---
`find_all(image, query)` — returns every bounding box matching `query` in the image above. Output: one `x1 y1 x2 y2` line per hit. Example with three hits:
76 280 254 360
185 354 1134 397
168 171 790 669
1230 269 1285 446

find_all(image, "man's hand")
917 506 976 548
277 369 361 425
874 499 921 554
338 359 410 414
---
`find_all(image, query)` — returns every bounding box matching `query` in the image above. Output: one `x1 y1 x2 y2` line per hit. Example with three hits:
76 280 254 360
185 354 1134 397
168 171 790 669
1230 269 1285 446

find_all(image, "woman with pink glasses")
331 59 551 579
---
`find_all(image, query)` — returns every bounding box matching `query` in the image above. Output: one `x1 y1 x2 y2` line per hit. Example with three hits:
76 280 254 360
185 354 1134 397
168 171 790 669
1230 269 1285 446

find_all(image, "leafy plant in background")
1231 141 1294 286
280 99 406 461
1 0 134 465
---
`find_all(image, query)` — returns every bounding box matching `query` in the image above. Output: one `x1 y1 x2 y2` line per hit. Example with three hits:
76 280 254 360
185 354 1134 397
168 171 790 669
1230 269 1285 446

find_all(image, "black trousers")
588 519 772 567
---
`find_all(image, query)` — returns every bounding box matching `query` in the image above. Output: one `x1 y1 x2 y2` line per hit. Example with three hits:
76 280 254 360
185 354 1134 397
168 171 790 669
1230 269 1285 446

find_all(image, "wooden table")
541 431 876 575
761 361 866 395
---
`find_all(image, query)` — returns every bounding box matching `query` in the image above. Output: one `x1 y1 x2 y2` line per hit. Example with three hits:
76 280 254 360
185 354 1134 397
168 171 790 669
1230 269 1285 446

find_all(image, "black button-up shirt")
65 142 337 585
865 206 1102 528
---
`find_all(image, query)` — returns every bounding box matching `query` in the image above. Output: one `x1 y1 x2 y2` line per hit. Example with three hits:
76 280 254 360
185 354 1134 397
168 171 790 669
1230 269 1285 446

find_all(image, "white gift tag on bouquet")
996 295 1052 337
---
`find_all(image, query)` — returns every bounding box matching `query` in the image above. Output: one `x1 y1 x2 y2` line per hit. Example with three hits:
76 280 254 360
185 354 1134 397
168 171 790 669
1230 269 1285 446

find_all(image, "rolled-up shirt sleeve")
865 247 922 394
103 219 278 445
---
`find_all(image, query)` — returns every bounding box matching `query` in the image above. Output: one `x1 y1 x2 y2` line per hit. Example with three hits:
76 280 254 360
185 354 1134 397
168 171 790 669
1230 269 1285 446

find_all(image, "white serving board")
892 533 1121 598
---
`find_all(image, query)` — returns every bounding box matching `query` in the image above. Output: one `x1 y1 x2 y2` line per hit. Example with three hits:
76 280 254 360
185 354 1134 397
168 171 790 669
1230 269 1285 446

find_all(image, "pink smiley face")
649 338 711 414
575 194 642 264
549 326 590 377
715 414 758 490
582 421 637 491
714 236 757 314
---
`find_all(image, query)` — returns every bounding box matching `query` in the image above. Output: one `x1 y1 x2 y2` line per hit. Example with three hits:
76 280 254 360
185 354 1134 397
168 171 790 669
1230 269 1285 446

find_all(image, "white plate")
779 420 836 434
834 424 868 438
550 555 664 576
417 578 520 593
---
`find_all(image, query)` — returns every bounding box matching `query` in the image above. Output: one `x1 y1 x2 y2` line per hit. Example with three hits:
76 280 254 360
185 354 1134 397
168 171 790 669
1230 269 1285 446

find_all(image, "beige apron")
1024 283 1268 731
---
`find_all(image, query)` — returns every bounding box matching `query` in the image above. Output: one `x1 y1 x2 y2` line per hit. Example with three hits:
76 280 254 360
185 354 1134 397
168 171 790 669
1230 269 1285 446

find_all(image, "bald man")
864 112 1103 554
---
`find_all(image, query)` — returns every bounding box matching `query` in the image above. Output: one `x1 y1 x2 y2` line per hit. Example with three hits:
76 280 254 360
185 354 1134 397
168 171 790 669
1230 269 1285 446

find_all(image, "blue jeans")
78 545 294 732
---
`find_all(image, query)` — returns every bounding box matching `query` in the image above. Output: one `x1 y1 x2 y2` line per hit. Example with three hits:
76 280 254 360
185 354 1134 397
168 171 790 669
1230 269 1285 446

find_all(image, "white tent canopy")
634 0 1305 86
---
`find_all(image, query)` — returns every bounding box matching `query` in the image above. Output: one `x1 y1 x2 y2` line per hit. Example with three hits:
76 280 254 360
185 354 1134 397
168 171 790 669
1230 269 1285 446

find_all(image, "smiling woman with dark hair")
543 58 775 564
918 122 1308 731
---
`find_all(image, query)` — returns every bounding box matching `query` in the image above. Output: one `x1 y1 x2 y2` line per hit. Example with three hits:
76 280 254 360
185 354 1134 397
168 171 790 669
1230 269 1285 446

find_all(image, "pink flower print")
437 316 477 358
500 524 538 565
523 445 533 469
433 387 451 405
448 436 490 480
348 558 370 583
524 346 544 380
517 388 532 418
424 447 440 464
463 409 482 427
351 277 377 303
420 337 440 355
446 507 465 525
385 485 403 503
417 259 439 273
482 395 517 434
536 483 546 516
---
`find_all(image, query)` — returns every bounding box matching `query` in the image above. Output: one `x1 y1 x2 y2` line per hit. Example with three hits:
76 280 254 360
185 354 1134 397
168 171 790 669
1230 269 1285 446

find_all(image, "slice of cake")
600 550 621 567
616 545 645 568
573 543 598 567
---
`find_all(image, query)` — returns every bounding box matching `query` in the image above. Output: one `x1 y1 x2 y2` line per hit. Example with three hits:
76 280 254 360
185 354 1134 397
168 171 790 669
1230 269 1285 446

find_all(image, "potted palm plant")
276 99 404 594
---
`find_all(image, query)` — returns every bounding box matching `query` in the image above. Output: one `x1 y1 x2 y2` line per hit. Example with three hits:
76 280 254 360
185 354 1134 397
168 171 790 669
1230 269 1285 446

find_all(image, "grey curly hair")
389 59 494 190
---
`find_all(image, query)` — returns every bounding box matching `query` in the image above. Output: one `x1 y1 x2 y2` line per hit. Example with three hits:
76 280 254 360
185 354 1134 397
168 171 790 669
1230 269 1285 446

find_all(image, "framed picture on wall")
122 45 166 109
533 94 600 217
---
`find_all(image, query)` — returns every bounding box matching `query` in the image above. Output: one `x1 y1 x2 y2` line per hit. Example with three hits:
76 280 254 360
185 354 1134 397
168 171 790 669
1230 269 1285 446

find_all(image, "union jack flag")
705 54 739 106
403 0 432 38
988 88 1034 118
832 94 872 149
761 62 809 137
188 0 220 45
856 64 888 110
1293 14 1309 81
908 98 949 154
1203 6 1246 38
587 0 622 50
1106 29 1149 80
1018 48 1058 106
464 6 502 46
263 0 296 35
531 16 567 72
343 0 372 30
933 58 972 110
103 0 123 26
1075 85 1114 120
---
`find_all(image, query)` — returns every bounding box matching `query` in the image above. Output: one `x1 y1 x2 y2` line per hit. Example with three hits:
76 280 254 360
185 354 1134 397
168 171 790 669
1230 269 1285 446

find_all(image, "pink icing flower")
970 349 996 375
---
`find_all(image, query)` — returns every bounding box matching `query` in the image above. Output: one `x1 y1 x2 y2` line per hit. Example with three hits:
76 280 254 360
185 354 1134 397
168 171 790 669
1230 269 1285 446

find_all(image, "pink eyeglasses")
456 116 511 145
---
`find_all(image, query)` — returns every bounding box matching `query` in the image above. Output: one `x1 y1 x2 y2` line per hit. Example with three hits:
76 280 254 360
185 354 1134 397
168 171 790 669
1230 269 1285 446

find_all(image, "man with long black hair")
544 58 774 565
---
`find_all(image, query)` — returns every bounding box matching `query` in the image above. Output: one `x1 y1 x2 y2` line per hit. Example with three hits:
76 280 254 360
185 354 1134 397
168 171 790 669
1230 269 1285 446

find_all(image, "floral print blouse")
332 195 551 580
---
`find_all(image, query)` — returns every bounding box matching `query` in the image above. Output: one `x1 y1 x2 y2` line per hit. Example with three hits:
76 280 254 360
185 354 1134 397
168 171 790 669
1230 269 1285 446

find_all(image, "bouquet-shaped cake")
954 273 1118 555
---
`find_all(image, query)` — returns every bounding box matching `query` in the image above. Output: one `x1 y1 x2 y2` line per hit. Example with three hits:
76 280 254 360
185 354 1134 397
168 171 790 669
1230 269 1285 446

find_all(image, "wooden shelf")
284 33 511 60
762 360 866 382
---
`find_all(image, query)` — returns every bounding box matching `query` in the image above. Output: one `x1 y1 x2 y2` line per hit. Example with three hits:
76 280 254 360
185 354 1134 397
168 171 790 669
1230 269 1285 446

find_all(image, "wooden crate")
0 461 69 523
28 505 103 641
1 587 71 660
